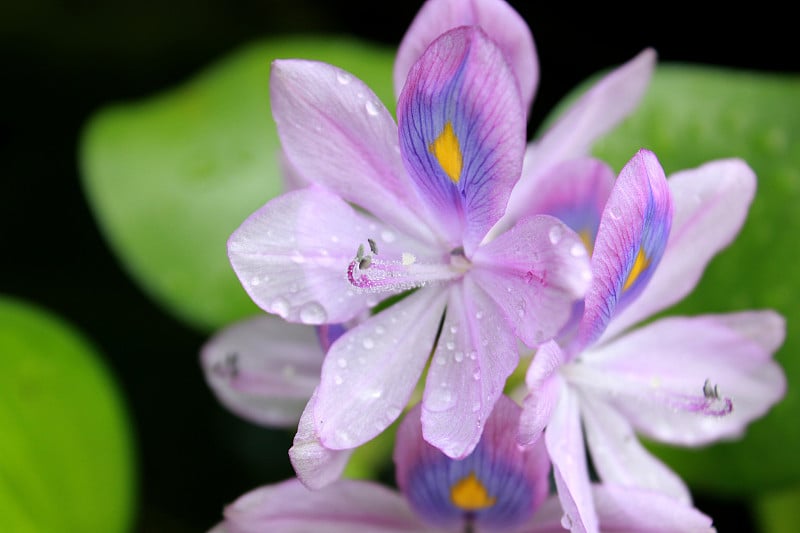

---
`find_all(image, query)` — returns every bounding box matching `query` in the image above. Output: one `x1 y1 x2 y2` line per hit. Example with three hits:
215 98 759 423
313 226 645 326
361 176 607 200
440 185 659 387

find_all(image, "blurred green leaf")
754 485 800 533
551 64 800 495
80 36 396 333
0 296 135 532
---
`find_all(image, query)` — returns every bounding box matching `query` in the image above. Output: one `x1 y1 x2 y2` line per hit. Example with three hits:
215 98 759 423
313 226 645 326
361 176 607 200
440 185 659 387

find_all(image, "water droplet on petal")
570 242 587 256
336 71 352 85
548 225 563 244
454 351 464 363
362 337 375 349
609 208 622 220
299 302 327 324
334 374 344 385
250 276 260 286
369 388 383 399
446 341 455 351
337 358 347 368
436 356 446 366
291 250 305 264
375 325 385 335
365 100 380 116
380 230 396 243
561 514 573 529
270 297 290 318
475 310 483 320
450 325 458 334
472 369 481 380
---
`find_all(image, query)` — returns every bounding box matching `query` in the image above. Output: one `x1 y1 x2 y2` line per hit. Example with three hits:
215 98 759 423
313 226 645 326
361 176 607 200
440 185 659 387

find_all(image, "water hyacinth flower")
517 149 787 533
228 24 591 465
211 396 714 532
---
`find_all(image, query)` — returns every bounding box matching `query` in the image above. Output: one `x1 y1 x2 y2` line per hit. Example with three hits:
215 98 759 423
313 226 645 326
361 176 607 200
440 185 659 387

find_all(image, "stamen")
346 256 461 293
368 238 378 255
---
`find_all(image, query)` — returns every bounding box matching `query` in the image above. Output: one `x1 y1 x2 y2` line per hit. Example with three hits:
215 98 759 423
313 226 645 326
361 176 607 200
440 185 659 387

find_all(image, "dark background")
1 1 797 531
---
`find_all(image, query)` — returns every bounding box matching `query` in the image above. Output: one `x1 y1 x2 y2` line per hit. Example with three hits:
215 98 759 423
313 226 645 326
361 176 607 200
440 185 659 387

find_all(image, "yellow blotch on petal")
429 121 463 183
579 229 594 256
450 472 496 511
623 247 650 291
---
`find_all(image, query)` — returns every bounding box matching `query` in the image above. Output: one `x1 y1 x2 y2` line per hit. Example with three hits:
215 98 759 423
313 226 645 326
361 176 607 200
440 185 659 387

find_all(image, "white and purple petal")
521 487 714 533
578 149 672 348
498 48 656 235
315 287 449 450
394 0 538 112
398 26 526 255
471 214 591 348
397 396 550 532
575 312 786 446
289 389 353 489
218 479 427 533
579 390 691 503
518 340 568 446
546 384 598 533
421 278 519 459
604 158 756 340
270 59 437 244
201 315 323 427
228 187 438 324
514 157 616 250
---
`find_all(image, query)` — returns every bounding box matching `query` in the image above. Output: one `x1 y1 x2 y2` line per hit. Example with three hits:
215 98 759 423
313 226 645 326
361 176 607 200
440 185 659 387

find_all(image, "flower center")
346 241 468 294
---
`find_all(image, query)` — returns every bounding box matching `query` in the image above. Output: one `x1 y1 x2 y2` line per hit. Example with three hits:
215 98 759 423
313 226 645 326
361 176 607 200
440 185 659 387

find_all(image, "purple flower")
227 24 591 466
517 149 787 533
211 396 715 532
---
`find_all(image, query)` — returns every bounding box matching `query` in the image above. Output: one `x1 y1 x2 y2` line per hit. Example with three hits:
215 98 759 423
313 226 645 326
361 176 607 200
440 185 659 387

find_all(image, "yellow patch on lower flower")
579 229 594 256
450 472 496 510
623 247 650 291
429 121 463 183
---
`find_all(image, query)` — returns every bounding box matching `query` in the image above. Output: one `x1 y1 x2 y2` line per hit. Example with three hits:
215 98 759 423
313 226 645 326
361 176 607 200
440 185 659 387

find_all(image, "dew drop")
468 351 477 360
330 235 340 243
609 208 622 220
561 514 573 529
375 325 386 335
299 302 328 325
386 406 402 420
449 325 458 334
291 250 305 264
250 276 260 286
336 71 352 85
362 337 375 349
472 401 481 412
446 341 455 351
337 358 347 369
472 369 481 380
454 351 465 363
548 225 563 244
475 310 483 320
436 356 446 366
365 100 380 116
270 297 290 318
570 242 587 256
334 374 344 385
369 389 383 399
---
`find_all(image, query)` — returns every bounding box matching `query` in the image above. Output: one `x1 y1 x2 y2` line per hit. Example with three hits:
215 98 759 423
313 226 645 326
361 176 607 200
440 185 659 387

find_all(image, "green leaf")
754 485 800 533
555 65 800 495
80 36 396 332
0 296 135 532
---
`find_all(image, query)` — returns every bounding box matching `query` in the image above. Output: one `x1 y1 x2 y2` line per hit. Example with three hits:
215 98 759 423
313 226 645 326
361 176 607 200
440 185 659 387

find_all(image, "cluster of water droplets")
335 68 382 119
